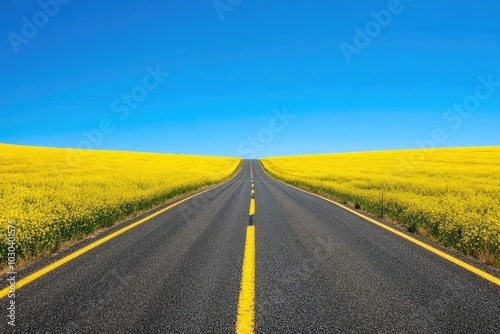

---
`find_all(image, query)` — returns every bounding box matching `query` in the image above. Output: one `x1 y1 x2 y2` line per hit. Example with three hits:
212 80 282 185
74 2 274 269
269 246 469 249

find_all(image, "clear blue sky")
1 0 499 158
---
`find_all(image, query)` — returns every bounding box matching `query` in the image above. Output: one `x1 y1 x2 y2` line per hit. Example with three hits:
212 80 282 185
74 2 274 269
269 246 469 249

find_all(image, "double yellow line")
236 162 256 333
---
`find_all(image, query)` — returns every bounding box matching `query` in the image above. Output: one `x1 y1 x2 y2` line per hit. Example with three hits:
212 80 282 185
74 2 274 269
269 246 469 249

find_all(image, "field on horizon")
0 144 241 264
261 147 500 266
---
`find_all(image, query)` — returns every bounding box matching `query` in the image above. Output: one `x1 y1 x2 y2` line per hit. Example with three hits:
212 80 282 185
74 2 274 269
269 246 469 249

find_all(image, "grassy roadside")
259 150 500 269
0 143 243 268
1 159 243 275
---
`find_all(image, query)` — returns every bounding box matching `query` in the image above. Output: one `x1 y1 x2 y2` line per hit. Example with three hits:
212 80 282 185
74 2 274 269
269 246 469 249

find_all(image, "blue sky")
1 0 499 158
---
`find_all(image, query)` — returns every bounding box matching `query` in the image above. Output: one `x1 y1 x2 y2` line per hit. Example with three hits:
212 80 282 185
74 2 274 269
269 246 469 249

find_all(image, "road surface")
1 160 499 333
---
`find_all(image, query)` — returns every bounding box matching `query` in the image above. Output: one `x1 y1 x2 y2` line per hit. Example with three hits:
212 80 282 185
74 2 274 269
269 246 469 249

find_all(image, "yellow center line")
0 168 243 299
249 198 255 216
236 225 255 334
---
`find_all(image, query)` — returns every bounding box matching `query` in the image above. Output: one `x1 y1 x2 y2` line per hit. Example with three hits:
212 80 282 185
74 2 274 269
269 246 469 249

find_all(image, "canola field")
0 144 241 264
261 147 500 265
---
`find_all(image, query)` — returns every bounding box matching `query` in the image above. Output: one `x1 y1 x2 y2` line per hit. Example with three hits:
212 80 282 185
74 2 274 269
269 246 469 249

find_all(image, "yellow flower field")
0 144 241 264
261 147 500 266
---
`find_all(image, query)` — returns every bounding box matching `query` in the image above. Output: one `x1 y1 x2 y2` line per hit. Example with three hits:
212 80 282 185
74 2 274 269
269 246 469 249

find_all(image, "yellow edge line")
249 198 255 216
259 163 500 287
0 165 243 299
236 225 255 334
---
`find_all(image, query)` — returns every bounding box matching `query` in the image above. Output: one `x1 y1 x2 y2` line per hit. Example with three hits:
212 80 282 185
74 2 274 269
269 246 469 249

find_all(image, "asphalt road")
1 160 499 333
